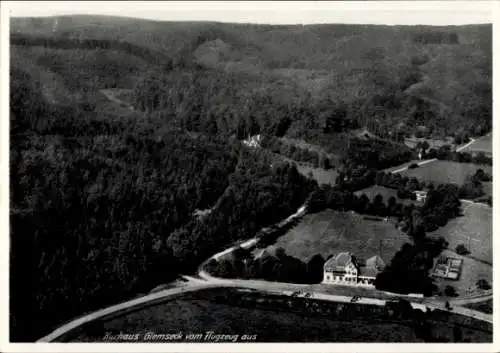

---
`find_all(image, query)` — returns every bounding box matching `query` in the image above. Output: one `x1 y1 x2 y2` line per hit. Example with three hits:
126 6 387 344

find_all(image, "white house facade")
323 252 385 288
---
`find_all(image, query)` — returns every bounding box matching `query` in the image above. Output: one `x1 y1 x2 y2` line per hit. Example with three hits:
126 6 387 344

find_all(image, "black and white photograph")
0 0 497 351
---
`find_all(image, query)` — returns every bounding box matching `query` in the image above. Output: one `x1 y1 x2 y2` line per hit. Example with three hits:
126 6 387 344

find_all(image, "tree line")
206 247 325 284
259 135 335 170
10 33 174 68
429 146 492 166
412 31 459 45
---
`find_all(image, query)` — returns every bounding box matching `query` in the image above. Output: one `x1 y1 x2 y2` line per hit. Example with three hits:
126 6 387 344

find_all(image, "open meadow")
268 209 409 264
428 201 492 297
267 151 339 186
295 164 338 186
400 160 492 186
428 201 492 264
462 134 492 155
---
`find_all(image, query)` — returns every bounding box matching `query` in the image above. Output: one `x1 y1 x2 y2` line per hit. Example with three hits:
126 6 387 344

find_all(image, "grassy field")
400 160 492 186
462 134 492 155
69 287 491 343
269 209 409 264
429 201 492 264
267 152 339 186
296 164 338 186
428 201 492 297
463 299 493 314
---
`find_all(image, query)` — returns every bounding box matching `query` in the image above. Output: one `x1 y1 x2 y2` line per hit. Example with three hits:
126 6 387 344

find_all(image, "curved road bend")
37 282 222 342
37 204 308 342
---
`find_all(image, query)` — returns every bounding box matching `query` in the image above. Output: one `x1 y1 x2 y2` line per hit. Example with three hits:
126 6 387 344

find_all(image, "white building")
413 190 428 202
323 252 385 288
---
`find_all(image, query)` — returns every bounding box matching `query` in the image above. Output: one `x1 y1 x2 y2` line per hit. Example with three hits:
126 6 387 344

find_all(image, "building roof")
365 255 386 271
359 266 379 278
324 252 355 272
254 248 277 260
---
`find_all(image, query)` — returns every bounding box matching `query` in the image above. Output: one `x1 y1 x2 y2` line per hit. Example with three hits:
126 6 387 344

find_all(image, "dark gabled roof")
358 266 379 278
324 252 354 272
254 248 277 260
358 255 385 278
365 255 386 270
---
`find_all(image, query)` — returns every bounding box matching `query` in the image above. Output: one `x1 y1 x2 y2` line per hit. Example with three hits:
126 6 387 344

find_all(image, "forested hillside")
10 67 315 341
11 16 492 139
9 15 491 341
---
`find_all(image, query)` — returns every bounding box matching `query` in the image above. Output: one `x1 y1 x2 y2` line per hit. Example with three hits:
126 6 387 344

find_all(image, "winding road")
389 137 476 174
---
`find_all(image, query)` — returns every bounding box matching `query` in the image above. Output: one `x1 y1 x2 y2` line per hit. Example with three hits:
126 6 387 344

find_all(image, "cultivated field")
70 287 491 343
71 288 418 342
269 209 409 264
400 160 492 186
461 134 492 155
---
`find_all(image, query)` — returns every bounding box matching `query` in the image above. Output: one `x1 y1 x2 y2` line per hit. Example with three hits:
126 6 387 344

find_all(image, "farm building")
323 252 385 288
413 190 428 202
431 256 463 281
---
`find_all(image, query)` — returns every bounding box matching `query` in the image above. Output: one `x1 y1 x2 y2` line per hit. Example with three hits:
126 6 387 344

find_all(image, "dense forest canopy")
9 15 491 342
11 16 492 138
10 67 315 341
